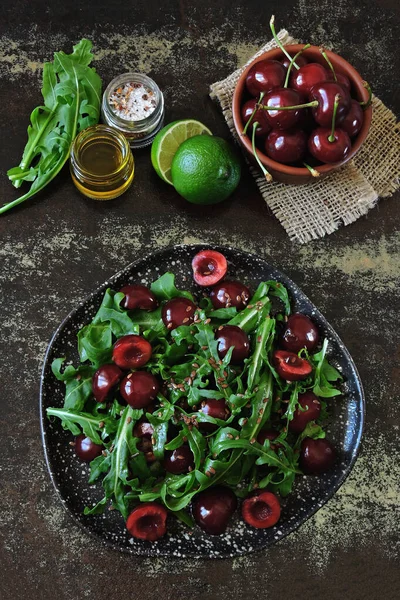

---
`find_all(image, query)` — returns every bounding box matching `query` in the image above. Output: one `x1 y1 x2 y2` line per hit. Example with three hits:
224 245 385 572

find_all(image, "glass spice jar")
101 73 165 149
70 124 134 200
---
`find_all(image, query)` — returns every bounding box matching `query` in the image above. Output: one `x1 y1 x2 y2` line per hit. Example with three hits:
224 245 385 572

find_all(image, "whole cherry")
246 59 286 96
310 81 351 127
326 71 351 91
198 398 230 432
92 364 123 403
265 128 307 164
340 99 364 138
281 313 319 353
192 486 237 535
215 325 250 364
241 98 271 137
120 371 159 409
162 297 197 330
164 445 194 474
280 53 308 71
300 437 336 474
74 434 103 462
210 280 251 310
309 94 352 164
289 392 321 433
290 62 328 96
262 88 305 130
119 284 158 311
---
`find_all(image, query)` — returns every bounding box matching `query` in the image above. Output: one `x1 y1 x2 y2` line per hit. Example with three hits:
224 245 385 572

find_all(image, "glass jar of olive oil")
70 124 134 200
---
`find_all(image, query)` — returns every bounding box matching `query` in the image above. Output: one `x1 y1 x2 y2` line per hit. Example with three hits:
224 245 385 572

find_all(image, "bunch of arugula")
1 39 101 215
47 272 342 523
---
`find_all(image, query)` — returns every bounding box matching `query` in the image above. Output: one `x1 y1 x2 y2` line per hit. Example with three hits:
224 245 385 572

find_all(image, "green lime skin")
171 136 241 205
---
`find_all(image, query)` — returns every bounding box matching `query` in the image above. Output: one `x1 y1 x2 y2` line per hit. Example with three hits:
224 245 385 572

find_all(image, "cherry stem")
320 47 337 81
270 15 300 70
284 44 311 88
251 122 272 183
260 100 318 111
243 92 265 135
328 94 341 142
359 80 372 108
303 162 320 177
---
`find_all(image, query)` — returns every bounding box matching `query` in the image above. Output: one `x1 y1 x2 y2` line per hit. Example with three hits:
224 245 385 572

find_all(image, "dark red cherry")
162 297 197 330
112 335 152 369
120 371 159 409
246 59 286 96
340 99 364 138
265 128 307 164
281 313 319 353
241 98 271 137
164 445 194 474
215 325 250 364
310 82 351 127
280 53 309 70
289 392 321 433
242 490 281 529
119 284 158 311
92 364 123 403
300 437 336 474
210 280 251 310
192 486 237 535
74 434 103 462
326 71 351 91
263 88 304 130
199 398 230 432
290 63 328 96
133 419 154 439
308 127 351 164
126 502 167 541
257 428 280 447
192 250 227 287
273 350 312 381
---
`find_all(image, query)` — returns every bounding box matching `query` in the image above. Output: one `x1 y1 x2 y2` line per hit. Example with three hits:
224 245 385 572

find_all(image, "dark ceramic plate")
40 245 365 558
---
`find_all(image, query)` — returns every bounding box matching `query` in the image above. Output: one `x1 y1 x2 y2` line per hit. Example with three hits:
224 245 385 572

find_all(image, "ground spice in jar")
109 82 157 121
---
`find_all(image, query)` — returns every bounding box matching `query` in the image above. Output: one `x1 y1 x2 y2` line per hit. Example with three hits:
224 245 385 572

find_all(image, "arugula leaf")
92 289 139 338
246 317 275 392
46 407 116 444
2 39 101 215
228 297 271 332
150 272 194 302
311 339 342 398
77 322 112 366
266 281 291 315
51 358 95 410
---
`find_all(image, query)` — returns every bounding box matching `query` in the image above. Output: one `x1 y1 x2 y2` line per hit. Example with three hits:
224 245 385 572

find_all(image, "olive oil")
70 125 134 200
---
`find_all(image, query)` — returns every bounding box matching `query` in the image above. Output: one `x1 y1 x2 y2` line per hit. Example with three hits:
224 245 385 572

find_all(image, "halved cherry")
74 434 103 462
163 445 194 474
192 486 237 535
120 371 159 409
192 250 227 287
281 313 319 353
133 419 156 462
289 392 321 433
300 437 336 474
92 364 123 403
119 284 158 311
215 325 250 364
210 280 251 310
126 502 168 541
112 335 152 369
241 491 281 529
273 350 312 381
162 297 197 330
199 398 230 432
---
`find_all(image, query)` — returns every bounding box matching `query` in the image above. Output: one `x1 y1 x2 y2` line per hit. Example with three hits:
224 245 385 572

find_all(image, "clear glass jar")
70 124 134 200
101 73 165 149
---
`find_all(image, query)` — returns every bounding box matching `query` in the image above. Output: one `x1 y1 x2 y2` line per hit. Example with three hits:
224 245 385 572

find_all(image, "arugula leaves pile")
47 272 342 521
1 39 101 215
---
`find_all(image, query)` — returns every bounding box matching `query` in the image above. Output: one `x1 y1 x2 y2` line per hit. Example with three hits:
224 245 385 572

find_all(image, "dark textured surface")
0 1 399 599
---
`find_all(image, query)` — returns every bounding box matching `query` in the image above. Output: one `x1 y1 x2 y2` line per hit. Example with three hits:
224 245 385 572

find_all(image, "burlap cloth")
210 30 400 244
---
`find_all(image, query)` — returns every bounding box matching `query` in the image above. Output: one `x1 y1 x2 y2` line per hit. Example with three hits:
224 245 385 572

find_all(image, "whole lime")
170 135 241 204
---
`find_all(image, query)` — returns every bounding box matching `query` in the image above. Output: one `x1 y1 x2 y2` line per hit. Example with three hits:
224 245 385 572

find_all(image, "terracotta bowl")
232 45 372 185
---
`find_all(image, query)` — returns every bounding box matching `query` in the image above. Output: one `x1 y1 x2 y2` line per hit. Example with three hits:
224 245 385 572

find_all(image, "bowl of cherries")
232 17 372 184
